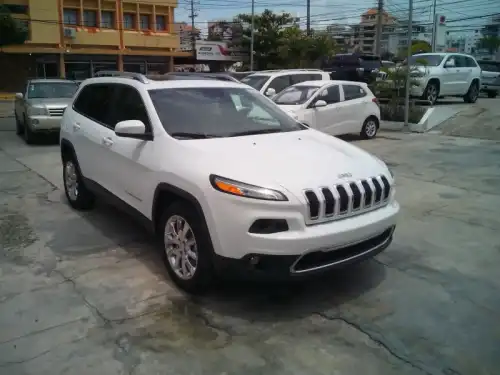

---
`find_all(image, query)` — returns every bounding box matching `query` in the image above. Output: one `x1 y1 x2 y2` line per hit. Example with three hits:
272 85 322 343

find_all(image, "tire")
487 91 497 98
421 81 439 105
159 201 215 294
62 154 95 210
463 81 479 103
360 116 379 139
15 113 23 135
23 116 36 144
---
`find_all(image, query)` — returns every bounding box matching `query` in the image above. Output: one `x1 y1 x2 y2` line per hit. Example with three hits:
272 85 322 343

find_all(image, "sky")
174 0 497 36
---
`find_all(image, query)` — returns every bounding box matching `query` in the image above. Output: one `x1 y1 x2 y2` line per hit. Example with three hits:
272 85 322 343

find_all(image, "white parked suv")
241 69 330 98
60 71 399 293
408 53 481 105
273 80 381 139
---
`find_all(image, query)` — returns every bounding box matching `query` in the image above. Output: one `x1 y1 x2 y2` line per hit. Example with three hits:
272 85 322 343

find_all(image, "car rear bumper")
28 116 62 131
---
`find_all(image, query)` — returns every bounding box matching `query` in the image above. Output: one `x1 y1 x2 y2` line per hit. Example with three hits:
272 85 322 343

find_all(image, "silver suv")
14 79 78 144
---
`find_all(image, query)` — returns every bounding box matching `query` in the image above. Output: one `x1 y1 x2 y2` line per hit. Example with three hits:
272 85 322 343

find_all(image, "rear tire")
159 201 215 294
463 81 479 103
62 153 95 210
360 116 379 139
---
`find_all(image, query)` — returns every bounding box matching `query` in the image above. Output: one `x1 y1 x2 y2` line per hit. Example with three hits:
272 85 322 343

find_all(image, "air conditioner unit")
64 27 76 38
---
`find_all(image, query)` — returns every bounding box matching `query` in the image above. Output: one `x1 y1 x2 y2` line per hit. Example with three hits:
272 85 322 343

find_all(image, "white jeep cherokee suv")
408 53 481 105
60 72 399 293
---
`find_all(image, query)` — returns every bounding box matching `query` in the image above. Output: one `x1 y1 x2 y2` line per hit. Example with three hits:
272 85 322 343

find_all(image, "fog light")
31 119 39 125
249 255 260 266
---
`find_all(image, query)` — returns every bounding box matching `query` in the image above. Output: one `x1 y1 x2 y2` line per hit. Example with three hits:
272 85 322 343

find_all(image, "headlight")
28 106 48 116
210 175 288 201
410 71 426 78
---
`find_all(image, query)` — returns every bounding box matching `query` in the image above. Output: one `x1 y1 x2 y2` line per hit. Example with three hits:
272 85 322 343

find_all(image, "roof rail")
94 70 149 83
258 68 324 73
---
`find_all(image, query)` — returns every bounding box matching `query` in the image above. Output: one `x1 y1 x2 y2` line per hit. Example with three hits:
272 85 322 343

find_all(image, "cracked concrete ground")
1 117 500 375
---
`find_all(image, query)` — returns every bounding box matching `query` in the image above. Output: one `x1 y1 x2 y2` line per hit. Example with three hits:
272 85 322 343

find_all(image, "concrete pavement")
0 121 500 374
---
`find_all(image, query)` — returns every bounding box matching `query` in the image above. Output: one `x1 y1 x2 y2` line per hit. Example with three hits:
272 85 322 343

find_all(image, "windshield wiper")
228 129 284 137
170 132 219 139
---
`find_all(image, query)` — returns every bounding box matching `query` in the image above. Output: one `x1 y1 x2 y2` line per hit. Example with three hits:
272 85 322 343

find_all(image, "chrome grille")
48 107 66 117
303 175 392 223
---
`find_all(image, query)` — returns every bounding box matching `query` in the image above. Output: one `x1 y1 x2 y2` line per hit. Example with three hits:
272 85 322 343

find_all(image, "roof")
294 80 368 87
81 76 246 91
29 79 76 84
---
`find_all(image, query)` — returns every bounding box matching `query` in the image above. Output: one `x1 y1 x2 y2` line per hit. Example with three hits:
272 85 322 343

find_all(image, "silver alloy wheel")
365 120 377 137
64 160 79 201
426 84 437 104
470 84 478 101
164 215 198 280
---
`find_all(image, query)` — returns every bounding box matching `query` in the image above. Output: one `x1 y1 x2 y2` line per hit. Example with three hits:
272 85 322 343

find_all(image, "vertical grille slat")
321 188 335 216
380 176 391 200
361 180 372 207
336 185 349 213
349 182 362 210
303 174 392 224
371 178 383 203
304 190 320 219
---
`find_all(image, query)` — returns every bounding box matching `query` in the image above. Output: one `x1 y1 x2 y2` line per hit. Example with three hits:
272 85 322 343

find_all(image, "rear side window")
465 57 478 68
309 73 323 80
73 84 116 126
479 62 499 72
343 84 366 101
267 75 291 93
290 74 312 85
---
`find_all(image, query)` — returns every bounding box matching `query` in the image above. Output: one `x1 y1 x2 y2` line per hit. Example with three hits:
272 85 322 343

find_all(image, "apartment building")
0 0 189 91
174 22 201 51
352 8 397 54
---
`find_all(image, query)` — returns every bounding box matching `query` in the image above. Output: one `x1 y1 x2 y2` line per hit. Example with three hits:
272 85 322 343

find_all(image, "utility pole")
375 0 383 55
189 0 197 58
306 0 311 36
403 0 413 131
431 0 437 51
250 0 255 70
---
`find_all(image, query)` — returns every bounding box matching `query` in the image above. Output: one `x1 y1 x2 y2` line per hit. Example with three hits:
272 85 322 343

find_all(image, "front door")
441 55 463 95
311 84 346 135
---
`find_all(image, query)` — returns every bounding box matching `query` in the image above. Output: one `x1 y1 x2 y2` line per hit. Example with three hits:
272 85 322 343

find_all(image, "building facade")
0 0 189 91
352 8 397 54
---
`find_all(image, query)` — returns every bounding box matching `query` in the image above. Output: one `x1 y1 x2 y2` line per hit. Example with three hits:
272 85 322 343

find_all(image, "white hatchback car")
60 72 399 294
273 80 381 139
241 69 331 97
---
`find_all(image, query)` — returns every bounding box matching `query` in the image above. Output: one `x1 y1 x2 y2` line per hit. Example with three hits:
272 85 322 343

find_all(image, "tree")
0 6 29 48
411 40 431 54
477 35 500 55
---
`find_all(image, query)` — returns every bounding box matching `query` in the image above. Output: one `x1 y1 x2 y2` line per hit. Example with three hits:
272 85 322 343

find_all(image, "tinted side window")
479 63 499 72
465 57 478 68
317 85 340 104
343 85 366 101
309 73 323 80
73 84 115 126
110 85 151 130
454 55 467 68
268 75 291 93
290 74 312 85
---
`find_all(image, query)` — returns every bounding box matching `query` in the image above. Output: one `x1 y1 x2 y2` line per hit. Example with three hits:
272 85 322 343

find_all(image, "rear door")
340 84 370 133
71 83 117 187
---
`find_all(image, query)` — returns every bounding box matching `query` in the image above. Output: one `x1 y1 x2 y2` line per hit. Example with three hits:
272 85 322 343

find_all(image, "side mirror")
15 93 23 99
115 120 152 140
313 100 327 108
444 60 455 68
265 87 276 97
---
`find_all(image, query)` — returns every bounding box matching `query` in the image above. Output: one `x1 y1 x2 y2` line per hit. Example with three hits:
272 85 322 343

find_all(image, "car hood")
183 129 389 194
26 98 73 107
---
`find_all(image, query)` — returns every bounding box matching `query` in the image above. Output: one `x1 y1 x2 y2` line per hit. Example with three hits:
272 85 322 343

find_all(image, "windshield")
240 75 269 90
273 85 319 105
408 55 445 67
27 82 78 99
149 87 305 139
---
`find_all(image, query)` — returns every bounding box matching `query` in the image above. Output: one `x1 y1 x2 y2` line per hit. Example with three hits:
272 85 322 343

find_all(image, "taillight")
372 97 379 106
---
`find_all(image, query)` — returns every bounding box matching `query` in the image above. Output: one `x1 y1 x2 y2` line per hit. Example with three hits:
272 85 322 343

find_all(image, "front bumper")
206 190 399 278
27 115 62 132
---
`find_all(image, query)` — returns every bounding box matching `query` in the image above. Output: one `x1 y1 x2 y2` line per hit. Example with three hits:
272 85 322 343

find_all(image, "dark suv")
322 53 382 83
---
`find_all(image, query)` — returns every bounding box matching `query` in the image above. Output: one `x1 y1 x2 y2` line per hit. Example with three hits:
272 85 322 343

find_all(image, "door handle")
73 122 80 131
102 137 113 147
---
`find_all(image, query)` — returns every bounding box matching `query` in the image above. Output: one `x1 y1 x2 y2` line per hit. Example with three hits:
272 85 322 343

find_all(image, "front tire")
62 155 95 210
421 81 439 105
160 201 215 294
360 116 379 139
15 113 23 135
463 81 479 103
23 116 36 144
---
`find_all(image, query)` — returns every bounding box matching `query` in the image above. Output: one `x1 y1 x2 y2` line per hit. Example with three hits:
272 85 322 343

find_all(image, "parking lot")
1 99 500 375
